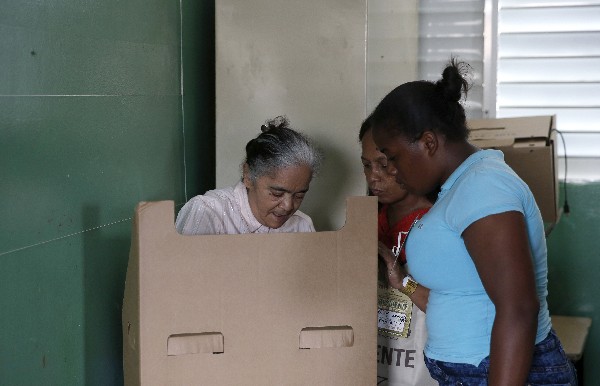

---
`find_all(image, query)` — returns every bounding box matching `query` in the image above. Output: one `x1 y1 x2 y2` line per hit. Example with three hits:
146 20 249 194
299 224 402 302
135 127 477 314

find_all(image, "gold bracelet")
401 275 418 296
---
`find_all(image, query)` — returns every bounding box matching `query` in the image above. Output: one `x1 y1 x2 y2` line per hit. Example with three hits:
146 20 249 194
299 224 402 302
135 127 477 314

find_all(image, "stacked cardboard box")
468 115 559 225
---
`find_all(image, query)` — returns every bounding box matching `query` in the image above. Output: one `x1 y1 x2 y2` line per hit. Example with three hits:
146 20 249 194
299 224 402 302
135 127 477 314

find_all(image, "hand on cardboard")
378 241 407 290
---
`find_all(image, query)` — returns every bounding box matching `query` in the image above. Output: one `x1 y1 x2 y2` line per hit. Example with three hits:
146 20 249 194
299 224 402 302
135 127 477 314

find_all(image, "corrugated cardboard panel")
468 115 559 224
469 116 554 146
122 196 378 385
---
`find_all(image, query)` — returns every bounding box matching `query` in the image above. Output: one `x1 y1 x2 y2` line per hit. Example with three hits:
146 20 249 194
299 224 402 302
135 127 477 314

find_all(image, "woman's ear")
420 131 438 155
242 163 252 188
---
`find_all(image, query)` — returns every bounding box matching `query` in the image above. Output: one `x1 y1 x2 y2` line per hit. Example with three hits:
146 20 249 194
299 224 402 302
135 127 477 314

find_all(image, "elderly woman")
176 116 322 235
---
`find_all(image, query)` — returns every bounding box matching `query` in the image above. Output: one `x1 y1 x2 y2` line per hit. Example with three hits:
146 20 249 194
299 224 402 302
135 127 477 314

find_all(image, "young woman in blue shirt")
370 59 577 385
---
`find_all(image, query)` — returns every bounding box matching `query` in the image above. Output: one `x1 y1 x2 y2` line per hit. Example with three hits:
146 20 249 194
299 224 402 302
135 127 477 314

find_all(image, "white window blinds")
418 0 486 119
495 0 600 179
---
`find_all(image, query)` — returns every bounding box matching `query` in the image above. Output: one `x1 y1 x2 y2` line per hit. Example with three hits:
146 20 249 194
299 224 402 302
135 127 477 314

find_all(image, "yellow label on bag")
377 281 413 339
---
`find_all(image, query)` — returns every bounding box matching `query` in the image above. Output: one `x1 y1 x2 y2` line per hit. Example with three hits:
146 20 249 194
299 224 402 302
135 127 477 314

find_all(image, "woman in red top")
360 116 435 386
360 117 432 266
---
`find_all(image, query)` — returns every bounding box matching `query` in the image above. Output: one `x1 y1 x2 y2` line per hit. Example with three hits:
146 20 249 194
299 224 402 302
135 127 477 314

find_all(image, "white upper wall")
216 0 418 230
367 0 419 112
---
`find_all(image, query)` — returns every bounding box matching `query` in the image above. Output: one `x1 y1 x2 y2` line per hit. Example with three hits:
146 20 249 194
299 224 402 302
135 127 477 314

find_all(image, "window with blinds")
377 1 599 180
495 0 600 180
418 0 486 119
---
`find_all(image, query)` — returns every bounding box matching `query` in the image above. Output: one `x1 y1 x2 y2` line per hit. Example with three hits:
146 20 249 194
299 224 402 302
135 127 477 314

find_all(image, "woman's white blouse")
175 181 315 235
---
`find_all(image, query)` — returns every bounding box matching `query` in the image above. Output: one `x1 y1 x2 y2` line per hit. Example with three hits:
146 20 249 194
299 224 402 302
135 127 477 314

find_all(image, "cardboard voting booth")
122 196 378 385
468 115 559 225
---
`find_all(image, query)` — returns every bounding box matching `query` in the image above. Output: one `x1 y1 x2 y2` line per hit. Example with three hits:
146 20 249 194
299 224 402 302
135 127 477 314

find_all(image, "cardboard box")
468 115 559 225
122 197 378 385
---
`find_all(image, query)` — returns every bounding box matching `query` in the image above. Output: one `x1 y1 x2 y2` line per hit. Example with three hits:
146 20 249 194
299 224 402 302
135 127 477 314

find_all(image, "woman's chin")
265 214 290 229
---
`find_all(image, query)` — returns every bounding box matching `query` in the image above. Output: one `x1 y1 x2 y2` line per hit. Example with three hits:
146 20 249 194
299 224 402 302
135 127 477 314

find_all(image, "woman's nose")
279 195 293 211
367 168 381 183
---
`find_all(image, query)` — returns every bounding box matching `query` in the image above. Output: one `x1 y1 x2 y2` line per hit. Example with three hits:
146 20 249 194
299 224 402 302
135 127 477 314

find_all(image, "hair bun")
261 115 290 133
435 58 471 103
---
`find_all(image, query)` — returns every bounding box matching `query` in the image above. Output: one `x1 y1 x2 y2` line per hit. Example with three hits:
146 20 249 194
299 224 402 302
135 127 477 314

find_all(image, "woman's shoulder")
284 209 316 232
291 209 313 222
461 155 530 199
203 184 238 200
183 184 240 208
175 184 242 235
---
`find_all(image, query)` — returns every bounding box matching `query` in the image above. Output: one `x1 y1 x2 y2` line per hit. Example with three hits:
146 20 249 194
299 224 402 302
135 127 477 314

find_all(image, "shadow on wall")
83 205 130 385
303 136 356 232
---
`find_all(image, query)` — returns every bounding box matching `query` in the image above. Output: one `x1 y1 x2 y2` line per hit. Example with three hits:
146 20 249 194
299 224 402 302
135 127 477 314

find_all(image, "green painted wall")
547 182 600 385
0 1 214 385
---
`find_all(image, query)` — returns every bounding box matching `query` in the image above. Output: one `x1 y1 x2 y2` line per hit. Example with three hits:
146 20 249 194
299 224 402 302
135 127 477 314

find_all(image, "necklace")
389 215 421 277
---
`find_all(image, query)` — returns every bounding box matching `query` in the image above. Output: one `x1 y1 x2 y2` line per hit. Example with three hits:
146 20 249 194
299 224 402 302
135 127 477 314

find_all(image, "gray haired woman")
176 116 322 235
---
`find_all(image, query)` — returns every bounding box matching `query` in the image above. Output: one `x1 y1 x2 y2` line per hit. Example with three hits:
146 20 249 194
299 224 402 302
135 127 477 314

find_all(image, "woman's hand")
378 241 429 312
378 241 407 289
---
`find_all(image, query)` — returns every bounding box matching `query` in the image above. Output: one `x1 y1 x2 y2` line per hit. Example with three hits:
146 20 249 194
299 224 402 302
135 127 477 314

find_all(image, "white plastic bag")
376 283 436 386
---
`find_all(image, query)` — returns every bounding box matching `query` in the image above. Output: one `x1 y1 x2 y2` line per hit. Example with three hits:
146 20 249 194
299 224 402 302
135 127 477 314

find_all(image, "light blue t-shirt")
407 149 551 366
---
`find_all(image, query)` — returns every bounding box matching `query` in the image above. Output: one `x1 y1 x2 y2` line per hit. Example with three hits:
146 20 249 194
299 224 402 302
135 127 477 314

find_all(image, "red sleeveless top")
378 206 430 265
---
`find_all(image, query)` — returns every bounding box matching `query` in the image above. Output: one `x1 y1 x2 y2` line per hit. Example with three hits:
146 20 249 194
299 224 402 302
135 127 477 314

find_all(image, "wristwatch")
401 275 418 296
